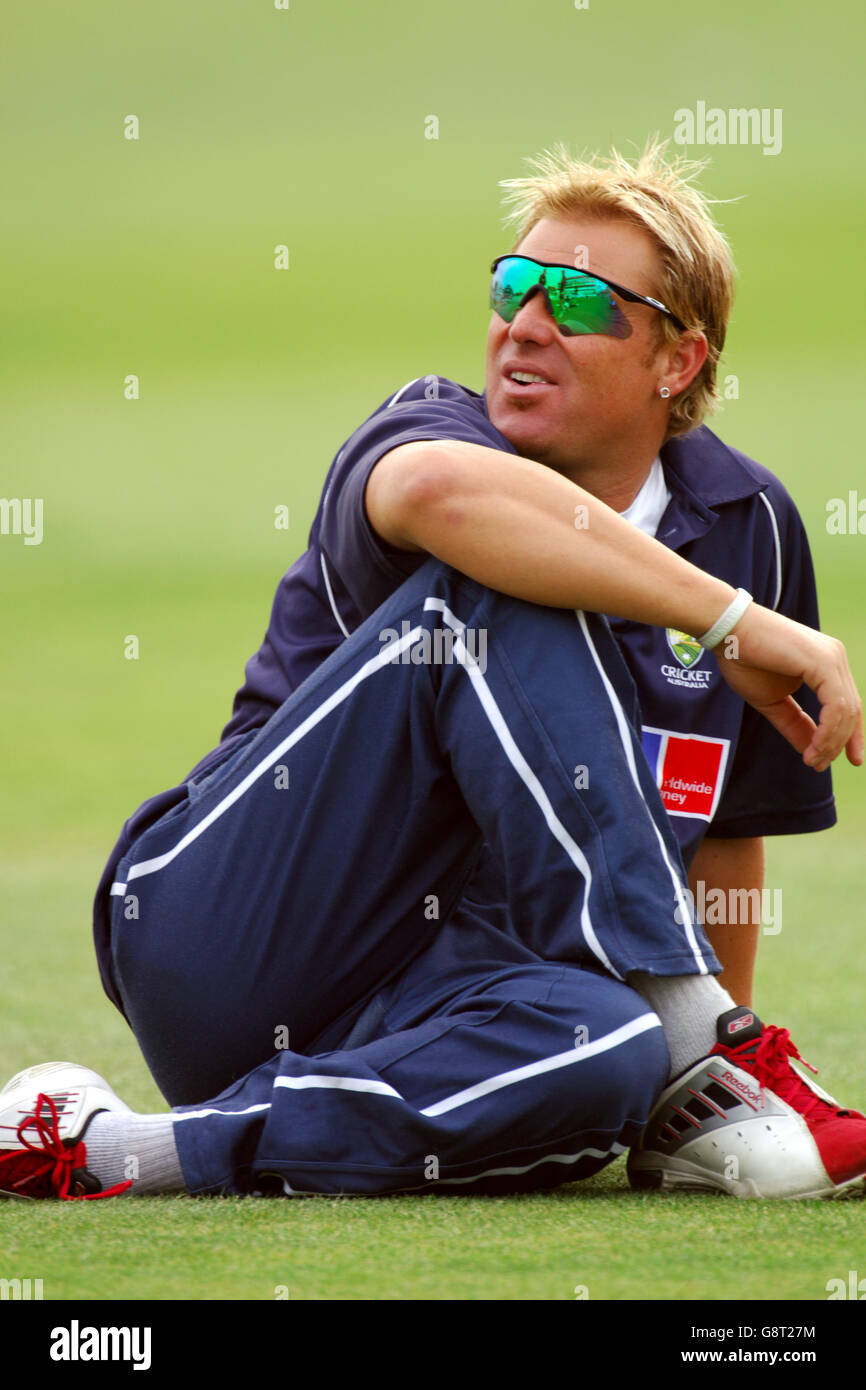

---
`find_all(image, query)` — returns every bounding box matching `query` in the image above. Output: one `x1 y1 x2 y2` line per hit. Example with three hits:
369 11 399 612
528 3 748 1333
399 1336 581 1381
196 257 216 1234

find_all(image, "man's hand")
714 605 863 772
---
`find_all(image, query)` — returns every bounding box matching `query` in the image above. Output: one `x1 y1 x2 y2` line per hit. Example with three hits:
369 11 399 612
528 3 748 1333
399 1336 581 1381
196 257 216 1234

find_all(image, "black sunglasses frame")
490 254 688 334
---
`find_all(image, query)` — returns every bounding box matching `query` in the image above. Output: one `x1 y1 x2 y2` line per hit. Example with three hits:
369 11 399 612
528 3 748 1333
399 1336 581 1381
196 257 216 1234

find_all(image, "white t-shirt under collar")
618 457 671 539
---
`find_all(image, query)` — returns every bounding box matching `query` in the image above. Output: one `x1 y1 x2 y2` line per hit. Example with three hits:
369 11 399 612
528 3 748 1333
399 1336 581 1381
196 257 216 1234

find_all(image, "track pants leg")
172 963 670 1196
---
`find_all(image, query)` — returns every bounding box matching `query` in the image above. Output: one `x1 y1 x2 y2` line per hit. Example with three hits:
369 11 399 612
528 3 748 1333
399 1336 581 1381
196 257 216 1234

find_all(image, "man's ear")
662 330 709 397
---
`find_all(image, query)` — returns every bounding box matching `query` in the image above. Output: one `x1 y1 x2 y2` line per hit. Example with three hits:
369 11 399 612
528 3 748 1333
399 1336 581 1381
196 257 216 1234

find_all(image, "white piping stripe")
320 451 343 512
262 1143 628 1196
173 1102 271 1123
423 596 464 629
434 1141 626 1186
320 551 351 638
421 1013 662 1117
576 611 707 974
424 596 618 979
109 624 423 891
173 1019 658 1126
386 377 423 408
274 1074 401 1099
318 456 341 529
757 490 783 610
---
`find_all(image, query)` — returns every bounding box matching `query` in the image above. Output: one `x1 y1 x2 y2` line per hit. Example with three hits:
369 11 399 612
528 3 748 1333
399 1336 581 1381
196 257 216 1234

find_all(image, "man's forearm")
368 439 735 637
368 438 864 771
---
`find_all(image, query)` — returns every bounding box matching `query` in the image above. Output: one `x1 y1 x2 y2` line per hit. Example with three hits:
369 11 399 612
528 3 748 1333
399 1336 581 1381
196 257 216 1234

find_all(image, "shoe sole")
629 1153 866 1200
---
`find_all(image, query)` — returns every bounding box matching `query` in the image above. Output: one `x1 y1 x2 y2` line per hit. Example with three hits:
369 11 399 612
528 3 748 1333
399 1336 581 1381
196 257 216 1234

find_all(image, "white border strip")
420 1012 661 1116
276 1074 401 1099
173 1102 271 1123
434 1141 626 1186
263 1142 628 1197
757 490 783 610
387 377 423 408
320 552 351 638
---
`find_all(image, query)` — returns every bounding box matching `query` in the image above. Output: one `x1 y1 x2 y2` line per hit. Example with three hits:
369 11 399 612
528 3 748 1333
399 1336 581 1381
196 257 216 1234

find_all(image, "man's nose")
509 286 557 340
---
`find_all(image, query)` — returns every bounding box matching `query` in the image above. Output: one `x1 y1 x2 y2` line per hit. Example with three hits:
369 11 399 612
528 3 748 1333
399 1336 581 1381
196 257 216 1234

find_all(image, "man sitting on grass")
2 140 863 1203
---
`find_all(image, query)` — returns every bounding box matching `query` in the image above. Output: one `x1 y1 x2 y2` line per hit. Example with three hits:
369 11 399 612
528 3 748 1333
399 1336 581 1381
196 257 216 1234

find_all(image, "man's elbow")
366 442 467 552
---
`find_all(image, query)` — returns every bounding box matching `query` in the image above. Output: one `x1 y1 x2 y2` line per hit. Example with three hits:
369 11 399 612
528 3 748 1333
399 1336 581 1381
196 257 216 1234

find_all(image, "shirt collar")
652 426 767 549
660 425 767 508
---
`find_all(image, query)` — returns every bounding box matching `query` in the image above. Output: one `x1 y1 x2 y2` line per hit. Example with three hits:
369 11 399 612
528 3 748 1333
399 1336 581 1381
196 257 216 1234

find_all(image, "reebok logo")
717 1069 763 1110
49 1320 152 1371
728 1013 755 1035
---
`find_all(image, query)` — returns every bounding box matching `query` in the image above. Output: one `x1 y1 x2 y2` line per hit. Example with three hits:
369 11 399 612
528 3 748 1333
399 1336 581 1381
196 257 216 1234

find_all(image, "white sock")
630 973 735 1080
82 1113 185 1195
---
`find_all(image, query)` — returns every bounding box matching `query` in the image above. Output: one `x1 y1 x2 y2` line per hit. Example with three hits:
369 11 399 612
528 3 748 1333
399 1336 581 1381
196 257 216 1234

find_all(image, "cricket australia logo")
661 629 712 690
666 629 702 669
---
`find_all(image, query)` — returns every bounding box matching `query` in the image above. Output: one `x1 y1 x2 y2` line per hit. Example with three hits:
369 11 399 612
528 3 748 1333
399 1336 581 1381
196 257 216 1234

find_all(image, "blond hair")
498 137 736 438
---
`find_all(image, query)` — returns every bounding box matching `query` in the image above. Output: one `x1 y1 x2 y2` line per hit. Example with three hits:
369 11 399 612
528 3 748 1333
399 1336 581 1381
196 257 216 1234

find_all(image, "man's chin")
489 406 551 464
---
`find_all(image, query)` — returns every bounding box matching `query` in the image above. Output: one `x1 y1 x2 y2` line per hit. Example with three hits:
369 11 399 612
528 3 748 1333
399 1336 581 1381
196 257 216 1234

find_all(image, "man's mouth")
502 365 555 391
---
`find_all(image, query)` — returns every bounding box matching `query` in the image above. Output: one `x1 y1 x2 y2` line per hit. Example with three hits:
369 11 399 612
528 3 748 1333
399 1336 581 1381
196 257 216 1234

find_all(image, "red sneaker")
712 1008 866 1190
628 1008 866 1198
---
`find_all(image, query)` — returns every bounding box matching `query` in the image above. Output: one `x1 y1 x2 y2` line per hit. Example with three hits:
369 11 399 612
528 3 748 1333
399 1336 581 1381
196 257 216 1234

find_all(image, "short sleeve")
318 378 516 624
705 480 836 839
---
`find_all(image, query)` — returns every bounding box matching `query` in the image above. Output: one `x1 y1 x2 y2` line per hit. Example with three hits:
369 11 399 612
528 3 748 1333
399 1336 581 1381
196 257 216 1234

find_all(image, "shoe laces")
730 1025 843 1124
0 1092 133 1201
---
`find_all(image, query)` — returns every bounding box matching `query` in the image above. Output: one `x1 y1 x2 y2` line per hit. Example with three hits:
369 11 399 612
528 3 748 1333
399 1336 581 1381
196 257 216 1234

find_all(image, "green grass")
2 1181 865 1302
3 0 866 1302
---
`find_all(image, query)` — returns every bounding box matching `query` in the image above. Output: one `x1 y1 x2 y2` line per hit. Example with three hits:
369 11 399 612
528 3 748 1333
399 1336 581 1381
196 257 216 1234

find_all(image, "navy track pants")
106 558 717 1194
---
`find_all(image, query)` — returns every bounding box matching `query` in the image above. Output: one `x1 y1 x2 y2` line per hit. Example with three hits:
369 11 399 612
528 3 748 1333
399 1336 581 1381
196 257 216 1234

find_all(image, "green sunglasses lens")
490 257 630 338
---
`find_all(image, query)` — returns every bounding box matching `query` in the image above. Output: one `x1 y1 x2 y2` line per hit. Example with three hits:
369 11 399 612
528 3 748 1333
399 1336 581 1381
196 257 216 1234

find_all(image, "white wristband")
697 588 753 649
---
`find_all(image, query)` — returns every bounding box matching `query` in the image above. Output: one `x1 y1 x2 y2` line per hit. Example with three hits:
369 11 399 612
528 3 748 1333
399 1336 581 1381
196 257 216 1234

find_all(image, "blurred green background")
1 0 864 1300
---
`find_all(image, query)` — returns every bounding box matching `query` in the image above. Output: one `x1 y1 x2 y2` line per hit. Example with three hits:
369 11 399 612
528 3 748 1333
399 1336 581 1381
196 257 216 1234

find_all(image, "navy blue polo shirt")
215 372 832 865
94 374 834 1005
